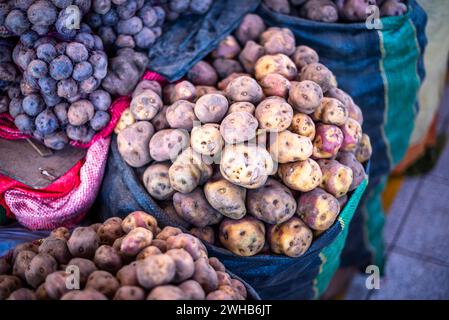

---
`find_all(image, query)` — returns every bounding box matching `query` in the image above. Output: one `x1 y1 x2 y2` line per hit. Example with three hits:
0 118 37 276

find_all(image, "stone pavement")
345 85 449 300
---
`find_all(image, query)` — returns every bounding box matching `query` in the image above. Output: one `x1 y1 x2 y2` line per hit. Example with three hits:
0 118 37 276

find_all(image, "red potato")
7 288 36 300
293 45 319 70
120 227 154 257
38 237 71 265
166 233 208 261
25 253 58 288
187 61 218 86
97 218 125 246
220 111 259 144
338 0 377 21
340 118 363 152
297 188 340 231
196 86 222 98
231 279 247 299
66 258 98 286
239 41 266 74
61 289 107 300
44 271 71 300
259 73 291 98
121 211 158 234
288 80 323 114
380 0 407 17
149 129 190 162
312 124 344 159
208 257 226 272
117 121 155 167
260 27 296 56
12 243 38 262
268 217 313 257
235 14 266 45
165 249 195 283
190 124 224 157
0 275 21 300
317 159 353 198
0 258 10 275
192 257 219 293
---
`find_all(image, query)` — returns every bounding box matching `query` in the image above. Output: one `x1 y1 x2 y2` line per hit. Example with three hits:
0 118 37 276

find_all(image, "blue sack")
258 0 427 272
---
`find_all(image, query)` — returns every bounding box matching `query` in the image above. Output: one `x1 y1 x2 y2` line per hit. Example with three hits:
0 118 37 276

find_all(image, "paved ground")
346 85 449 300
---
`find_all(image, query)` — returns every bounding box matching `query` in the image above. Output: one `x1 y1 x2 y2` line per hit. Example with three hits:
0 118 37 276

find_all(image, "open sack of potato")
0 210 260 300
97 13 370 299
259 0 427 275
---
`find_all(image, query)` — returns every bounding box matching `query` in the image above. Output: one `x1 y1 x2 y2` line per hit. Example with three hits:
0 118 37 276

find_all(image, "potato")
278 158 322 192
217 72 250 91
347 102 364 125
255 97 293 132
340 118 362 152
12 243 38 262
312 124 344 159
260 27 295 56
67 227 100 259
171 81 196 102
336 151 366 191
255 54 297 81
130 89 162 121
259 73 291 98
289 113 316 140
220 144 274 189
165 248 195 283
239 41 265 74
235 14 266 45
179 280 206 300
338 194 348 209
231 279 247 299
93 245 123 274
136 246 162 260
313 97 348 126
13 250 37 281
147 285 186 300
37 237 70 265
173 188 223 227
116 262 138 286
338 0 375 21
7 288 37 300
196 86 221 98
90 223 102 233
191 124 224 157
212 35 241 59
114 108 136 134
317 159 353 197
206 290 234 300
300 0 339 22
136 255 176 289
121 211 158 234
50 227 70 241
300 63 336 93
247 178 296 224
219 217 266 257
166 233 207 261
156 227 183 241
61 289 107 300
0 258 10 275
194 93 229 123
293 45 319 70
227 102 255 115
133 80 162 98
85 270 120 298
355 133 372 163
190 227 215 244
208 257 226 272
44 271 70 300
117 121 155 167
220 111 258 144
114 286 145 300
25 253 58 288
35 283 50 300
120 227 153 257
166 100 198 130
192 257 218 293
325 87 353 110
163 84 176 104
151 105 170 131
380 0 407 17
204 174 246 219
213 58 244 79
0 275 21 300
66 258 97 286
268 217 313 257
288 80 323 114
297 188 340 231
225 76 263 104
187 61 218 86
97 218 125 246
142 162 175 200
149 129 189 162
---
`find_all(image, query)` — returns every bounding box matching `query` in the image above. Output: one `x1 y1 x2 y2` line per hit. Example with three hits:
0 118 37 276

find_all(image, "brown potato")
171 81 196 102
113 286 145 300
194 93 229 123
300 0 338 22
220 144 274 189
300 63 336 93
67 227 100 259
136 255 176 289
278 158 322 192
288 80 323 114
136 246 162 260
130 89 162 121
66 258 98 286
114 108 136 134
219 217 265 257
156 226 183 241
121 211 158 234
165 248 195 283
212 35 241 59
217 73 250 91
151 105 170 131
44 271 70 300
0 275 21 300
142 162 175 200
336 151 366 191
255 97 293 132
0 258 10 275
220 111 258 144
166 100 198 130
61 289 107 300
292 45 319 70
318 159 353 198
268 217 313 257
260 27 296 56
191 124 224 157
289 113 316 140
192 257 218 293
50 227 70 241
13 250 36 281
97 218 125 246
204 173 247 219
117 121 155 168
297 188 340 231
133 80 162 98
238 41 265 74
208 257 226 272
231 279 247 299
85 270 120 298
173 188 223 227
227 102 255 115
187 61 218 86
166 233 208 261
179 280 206 300
196 86 221 98
116 261 138 287
38 237 71 265
313 97 348 126
235 14 266 45
225 76 263 104
93 245 123 274
147 285 186 300
189 227 215 244
120 227 153 257
255 54 297 81
25 253 58 288
149 129 189 162
7 288 37 300
355 133 372 163
12 243 38 262
247 178 296 224
213 58 244 79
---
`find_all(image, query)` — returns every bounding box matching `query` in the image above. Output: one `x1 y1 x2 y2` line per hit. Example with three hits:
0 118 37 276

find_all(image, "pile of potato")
263 0 408 22
115 13 372 258
0 211 249 300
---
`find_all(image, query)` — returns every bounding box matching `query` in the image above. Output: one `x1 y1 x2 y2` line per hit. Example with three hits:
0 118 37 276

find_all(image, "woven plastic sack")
0 98 128 230
258 0 427 274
